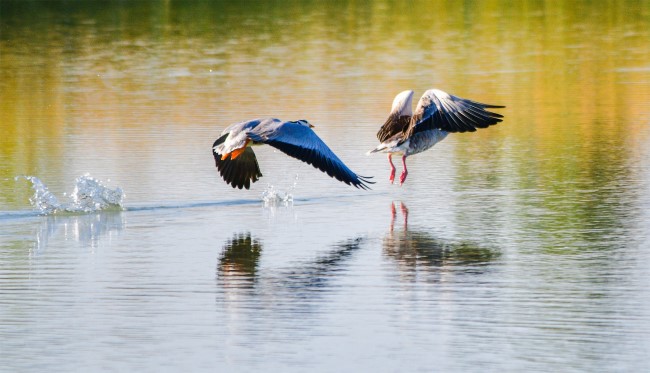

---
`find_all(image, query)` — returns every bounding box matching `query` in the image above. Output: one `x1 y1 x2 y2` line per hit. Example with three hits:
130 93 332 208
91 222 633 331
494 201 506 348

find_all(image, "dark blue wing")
248 121 373 189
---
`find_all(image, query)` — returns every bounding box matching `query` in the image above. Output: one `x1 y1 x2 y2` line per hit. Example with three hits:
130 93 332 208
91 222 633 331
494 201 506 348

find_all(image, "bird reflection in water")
384 201 500 280
217 232 262 289
216 232 364 311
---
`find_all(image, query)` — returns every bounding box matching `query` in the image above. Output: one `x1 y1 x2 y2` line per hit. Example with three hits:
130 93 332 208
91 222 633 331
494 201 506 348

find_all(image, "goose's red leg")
388 154 396 184
399 155 408 185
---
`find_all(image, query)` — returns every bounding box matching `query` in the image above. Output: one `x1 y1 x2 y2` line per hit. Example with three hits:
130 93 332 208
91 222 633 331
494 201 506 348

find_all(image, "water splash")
21 176 63 214
261 185 293 206
17 174 124 214
260 175 298 206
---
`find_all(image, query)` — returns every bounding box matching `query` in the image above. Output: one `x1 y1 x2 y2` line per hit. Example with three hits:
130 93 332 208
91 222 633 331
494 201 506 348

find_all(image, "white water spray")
260 174 298 206
17 174 124 214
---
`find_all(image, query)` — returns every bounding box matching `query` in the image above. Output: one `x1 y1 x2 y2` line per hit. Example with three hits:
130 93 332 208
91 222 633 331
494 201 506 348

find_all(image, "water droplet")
18 174 124 215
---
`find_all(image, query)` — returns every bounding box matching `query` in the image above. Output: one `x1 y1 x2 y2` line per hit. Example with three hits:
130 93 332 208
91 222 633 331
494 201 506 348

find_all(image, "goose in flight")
368 89 504 185
213 118 373 190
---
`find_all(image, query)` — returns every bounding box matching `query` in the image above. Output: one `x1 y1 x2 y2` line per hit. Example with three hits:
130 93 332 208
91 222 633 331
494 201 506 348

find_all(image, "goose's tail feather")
367 145 387 155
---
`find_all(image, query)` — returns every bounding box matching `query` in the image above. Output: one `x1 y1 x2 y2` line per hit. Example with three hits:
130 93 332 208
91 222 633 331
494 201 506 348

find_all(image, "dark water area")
1 1 650 371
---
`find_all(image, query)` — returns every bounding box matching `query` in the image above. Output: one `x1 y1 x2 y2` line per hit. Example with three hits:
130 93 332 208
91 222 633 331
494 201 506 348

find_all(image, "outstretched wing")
248 121 374 189
376 90 414 142
406 89 504 137
376 113 412 143
213 134 262 190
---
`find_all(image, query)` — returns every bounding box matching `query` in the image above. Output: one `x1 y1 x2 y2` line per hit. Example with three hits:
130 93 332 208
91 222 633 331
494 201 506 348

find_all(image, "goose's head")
292 119 314 128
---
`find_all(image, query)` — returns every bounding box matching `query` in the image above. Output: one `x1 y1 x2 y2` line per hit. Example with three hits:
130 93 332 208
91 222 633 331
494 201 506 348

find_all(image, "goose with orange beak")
213 118 373 190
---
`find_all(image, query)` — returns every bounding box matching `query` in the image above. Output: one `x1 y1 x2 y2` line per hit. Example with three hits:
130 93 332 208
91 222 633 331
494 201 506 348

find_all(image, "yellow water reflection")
1 0 649 211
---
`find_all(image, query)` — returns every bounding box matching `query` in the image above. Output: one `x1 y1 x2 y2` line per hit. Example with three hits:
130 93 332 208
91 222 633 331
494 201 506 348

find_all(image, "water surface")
2 1 650 371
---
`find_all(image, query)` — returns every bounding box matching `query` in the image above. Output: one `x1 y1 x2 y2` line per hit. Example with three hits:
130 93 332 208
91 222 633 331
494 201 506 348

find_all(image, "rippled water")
2 1 650 371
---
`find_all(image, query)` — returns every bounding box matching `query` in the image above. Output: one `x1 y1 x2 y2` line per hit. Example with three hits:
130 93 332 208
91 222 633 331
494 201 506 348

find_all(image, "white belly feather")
403 129 449 156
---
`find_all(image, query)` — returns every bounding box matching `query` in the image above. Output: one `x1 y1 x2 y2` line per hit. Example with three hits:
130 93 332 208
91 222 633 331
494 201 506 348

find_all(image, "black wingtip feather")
413 96 505 134
213 145 263 190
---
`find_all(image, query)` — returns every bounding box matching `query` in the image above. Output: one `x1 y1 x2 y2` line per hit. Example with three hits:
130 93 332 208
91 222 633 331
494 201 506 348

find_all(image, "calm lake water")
2 1 650 371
